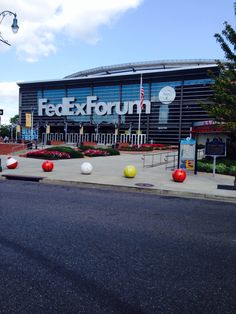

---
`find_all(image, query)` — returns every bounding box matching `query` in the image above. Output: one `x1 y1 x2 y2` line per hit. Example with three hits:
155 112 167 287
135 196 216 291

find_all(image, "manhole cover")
135 183 154 188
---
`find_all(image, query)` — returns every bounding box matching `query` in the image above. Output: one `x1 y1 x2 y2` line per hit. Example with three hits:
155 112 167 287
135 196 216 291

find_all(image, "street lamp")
0 10 19 46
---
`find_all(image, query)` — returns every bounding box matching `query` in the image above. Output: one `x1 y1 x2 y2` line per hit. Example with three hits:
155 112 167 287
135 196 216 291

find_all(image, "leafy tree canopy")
10 114 19 125
0 125 10 138
206 21 236 130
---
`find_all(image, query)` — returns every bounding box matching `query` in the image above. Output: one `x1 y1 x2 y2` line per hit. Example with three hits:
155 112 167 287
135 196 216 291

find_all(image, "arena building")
18 59 219 145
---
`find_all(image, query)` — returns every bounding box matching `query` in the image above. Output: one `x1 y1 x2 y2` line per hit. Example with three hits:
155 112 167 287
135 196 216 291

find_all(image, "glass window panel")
183 79 214 85
122 83 149 101
67 87 92 103
151 81 181 99
94 85 119 102
43 89 65 103
159 105 169 124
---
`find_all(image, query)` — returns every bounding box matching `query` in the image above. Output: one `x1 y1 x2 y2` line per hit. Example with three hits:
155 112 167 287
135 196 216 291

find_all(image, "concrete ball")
81 162 93 175
123 165 137 178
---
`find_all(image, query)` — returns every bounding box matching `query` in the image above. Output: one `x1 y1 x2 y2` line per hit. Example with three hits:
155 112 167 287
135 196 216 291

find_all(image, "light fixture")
11 16 19 34
0 10 19 46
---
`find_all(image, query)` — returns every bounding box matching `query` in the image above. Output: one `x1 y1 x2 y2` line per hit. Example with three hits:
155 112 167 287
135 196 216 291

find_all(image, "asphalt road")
0 180 236 314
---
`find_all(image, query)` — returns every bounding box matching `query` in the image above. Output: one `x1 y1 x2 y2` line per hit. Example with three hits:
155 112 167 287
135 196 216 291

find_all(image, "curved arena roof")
64 59 219 79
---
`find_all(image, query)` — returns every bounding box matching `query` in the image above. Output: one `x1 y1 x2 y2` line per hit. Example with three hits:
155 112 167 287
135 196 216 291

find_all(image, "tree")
0 125 10 138
205 22 236 129
204 21 236 159
10 114 19 125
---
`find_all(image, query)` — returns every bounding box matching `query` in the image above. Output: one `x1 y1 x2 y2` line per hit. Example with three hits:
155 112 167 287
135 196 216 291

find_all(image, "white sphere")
81 162 93 175
6 156 18 169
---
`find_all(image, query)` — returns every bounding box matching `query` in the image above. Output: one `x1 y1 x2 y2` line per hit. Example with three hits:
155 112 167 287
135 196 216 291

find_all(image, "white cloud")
0 82 19 125
0 0 142 62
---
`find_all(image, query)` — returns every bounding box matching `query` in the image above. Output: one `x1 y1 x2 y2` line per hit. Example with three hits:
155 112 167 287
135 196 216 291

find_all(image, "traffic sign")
0 109 3 115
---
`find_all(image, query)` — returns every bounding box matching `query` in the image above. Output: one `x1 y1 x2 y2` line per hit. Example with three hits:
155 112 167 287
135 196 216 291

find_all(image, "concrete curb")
41 178 236 203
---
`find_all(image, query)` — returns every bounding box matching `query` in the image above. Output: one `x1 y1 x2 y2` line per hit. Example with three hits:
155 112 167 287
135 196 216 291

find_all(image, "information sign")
205 139 226 157
205 138 226 176
179 138 196 170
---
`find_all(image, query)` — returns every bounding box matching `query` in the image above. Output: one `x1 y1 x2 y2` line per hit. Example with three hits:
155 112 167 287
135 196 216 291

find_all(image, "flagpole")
138 73 142 148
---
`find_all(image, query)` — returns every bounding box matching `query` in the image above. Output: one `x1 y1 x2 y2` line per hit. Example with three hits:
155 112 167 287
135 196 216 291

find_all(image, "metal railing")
142 150 178 169
41 132 147 145
142 148 205 170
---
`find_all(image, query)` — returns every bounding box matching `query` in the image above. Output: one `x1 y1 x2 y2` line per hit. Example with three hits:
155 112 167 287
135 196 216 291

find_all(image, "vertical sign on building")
79 126 83 135
46 124 50 134
25 113 32 127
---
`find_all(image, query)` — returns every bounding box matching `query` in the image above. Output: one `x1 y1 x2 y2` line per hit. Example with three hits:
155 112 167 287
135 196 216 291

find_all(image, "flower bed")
119 145 153 151
79 145 120 156
25 149 71 160
22 145 119 159
118 143 173 151
84 149 108 157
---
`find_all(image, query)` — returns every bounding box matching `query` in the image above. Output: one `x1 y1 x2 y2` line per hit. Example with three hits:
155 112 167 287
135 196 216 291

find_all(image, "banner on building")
79 126 84 135
46 125 50 134
16 125 21 133
21 127 38 140
25 113 32 128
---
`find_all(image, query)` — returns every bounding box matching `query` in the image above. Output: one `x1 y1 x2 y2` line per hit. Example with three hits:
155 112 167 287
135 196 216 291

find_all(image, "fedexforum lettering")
38 96 151 116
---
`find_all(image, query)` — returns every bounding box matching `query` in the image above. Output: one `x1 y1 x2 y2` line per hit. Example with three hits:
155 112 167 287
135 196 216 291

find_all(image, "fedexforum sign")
38 96 151 117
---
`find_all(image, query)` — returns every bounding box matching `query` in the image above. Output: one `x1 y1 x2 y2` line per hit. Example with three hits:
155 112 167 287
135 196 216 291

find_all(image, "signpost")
205 138 226 176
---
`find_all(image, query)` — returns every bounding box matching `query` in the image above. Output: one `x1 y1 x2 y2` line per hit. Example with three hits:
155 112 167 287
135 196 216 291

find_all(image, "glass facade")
19 68 215 144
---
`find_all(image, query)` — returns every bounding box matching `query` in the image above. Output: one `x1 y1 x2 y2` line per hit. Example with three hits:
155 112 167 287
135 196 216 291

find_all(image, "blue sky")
0 0 235 124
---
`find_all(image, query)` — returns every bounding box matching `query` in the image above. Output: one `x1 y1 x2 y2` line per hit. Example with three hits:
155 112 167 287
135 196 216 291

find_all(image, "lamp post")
0 10 19 46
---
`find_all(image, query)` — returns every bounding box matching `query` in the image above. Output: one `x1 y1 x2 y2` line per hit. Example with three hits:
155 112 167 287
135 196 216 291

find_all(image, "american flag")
140 86 144 110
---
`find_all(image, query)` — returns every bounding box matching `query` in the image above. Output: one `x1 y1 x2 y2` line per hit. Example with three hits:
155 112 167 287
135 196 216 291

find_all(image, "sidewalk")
0 152 236 203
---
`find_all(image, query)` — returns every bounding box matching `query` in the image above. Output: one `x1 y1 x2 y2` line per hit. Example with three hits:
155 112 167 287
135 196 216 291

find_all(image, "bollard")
0 158 2 172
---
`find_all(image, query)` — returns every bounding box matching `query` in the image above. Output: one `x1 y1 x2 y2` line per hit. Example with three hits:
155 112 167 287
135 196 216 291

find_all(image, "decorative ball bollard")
172 168 187 183
42 160 54 172
6 156 18 169
123 165 137 178
81 162 93 175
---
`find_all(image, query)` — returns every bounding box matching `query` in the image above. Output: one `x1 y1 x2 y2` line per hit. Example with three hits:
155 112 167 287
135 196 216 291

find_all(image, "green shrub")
216 163 227 174
197 161 213 173
99 148 120 156
198 157 236 176
79 145 96 151
229 166 236 176
46 146 84 158
46 146 74 152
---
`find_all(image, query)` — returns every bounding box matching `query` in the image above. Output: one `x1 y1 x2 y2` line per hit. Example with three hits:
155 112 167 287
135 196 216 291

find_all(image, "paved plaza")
0 151 235 203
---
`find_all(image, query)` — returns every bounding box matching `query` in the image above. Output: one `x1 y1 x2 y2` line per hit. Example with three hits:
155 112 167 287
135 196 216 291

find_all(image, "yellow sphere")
123 165 137 178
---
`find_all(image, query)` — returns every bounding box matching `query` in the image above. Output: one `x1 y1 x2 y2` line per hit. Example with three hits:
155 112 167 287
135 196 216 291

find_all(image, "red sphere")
6 157 18 169
42 160 54 172
172 168 187 183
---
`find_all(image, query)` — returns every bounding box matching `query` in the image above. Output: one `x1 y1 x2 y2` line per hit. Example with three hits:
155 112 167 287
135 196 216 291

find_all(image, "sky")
0 0 235 124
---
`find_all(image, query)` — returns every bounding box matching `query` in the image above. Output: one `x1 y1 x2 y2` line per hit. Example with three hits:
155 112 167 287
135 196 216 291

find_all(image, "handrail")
142 148 205 169
142 150 178 168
